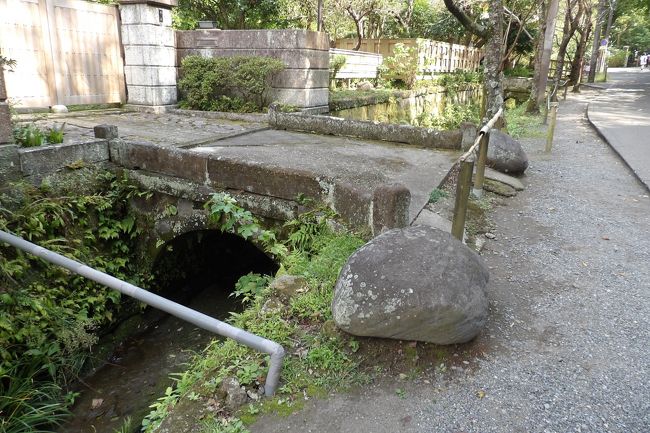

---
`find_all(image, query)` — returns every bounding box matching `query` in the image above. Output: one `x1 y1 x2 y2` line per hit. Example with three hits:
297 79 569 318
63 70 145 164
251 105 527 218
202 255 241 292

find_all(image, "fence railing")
451 108 503 240
334 38 482 76
0 229 286 396
330 48 383 79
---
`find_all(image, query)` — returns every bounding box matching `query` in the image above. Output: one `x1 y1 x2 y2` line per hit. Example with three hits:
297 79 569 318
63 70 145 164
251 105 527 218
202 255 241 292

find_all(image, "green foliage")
12 123 66 147
417 102 480 130
329 54 347 87
607 48 629 67
13 124 45 147
205 192 287 258
45 123 66 144
178 55 285 112
0 55 17 70
433 70 483 94
140 204 366 431
233 273 273 304
504 102 545 139
428 188 448 204
0 359 70 433
0 168 148 431
504 65 533 78
379 43 419 89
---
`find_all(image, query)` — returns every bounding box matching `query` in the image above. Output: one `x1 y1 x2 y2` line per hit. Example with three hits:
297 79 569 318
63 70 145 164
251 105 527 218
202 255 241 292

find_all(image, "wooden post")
451 158 474 240
473 132 490 197
563 82 569 100
545 102 559 153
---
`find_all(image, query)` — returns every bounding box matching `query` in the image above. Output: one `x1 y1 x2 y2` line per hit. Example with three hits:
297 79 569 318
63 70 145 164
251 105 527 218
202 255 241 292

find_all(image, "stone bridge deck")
18 110 460 234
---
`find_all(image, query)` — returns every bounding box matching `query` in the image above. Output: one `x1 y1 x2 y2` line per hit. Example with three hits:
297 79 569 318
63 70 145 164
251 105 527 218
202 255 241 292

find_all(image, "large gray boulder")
488 130 528 175
331 226 489 345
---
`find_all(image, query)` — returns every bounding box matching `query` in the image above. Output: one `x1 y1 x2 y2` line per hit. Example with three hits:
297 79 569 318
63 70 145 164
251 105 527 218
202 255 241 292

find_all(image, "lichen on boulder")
331 225 489 345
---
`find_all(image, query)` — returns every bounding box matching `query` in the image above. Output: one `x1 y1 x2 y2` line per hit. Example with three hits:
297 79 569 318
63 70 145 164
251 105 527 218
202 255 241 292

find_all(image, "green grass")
140 223 368 433
428 188 449 204
504 103 545 139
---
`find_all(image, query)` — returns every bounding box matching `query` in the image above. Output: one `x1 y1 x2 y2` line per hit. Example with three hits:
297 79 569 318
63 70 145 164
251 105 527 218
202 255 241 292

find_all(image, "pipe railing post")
545 102 559 153
451 157 474 240
472 131 490 198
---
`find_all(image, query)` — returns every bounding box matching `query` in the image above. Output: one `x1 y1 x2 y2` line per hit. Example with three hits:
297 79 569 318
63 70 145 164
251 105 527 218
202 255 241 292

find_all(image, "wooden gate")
0 0 125 108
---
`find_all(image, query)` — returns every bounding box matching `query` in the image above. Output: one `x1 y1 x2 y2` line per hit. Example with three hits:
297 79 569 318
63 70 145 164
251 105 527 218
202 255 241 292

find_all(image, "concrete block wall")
119 0 178 108
176 30 330 110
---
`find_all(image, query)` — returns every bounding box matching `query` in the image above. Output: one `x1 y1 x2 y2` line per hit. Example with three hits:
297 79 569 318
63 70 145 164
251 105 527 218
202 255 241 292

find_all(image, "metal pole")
451 158 474 240
473 132 490 198
0 230 285 396
545 102 559 153
317 0 323 31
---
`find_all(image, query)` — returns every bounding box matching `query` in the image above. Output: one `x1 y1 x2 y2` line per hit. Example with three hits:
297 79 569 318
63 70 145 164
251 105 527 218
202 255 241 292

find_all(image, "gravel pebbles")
250 93 649 433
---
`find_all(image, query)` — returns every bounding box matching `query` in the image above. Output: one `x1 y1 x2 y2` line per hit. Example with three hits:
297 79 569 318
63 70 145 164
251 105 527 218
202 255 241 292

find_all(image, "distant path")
250 90 650 433
588 68 650 191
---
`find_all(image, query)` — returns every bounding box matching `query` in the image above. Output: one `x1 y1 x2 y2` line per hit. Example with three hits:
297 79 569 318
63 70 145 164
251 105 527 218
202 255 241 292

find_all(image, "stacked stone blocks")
176 29 330 110
120 0 177 107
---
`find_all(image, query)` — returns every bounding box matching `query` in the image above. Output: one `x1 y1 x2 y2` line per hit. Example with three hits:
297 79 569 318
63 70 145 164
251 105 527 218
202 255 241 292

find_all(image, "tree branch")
442 0 488 38
503 6 534 40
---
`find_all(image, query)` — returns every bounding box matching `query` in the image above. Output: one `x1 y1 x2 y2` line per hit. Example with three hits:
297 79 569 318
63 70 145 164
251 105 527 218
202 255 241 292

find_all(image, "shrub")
379 43 419 90
178 55 285 112
329 55 347 88
607 48 628 67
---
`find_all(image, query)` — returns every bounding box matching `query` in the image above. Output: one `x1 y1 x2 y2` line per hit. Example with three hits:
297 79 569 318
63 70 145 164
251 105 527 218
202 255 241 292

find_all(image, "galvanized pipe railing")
0 229 285 396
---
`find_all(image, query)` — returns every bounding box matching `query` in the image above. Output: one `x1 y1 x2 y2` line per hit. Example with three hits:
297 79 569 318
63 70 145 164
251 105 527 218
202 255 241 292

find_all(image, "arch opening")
151 229 279 306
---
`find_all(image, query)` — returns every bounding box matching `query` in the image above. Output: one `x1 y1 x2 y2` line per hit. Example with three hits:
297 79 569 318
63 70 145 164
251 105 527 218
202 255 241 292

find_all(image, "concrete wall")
109 140 409 234
120 0 178 108
176 30 329 110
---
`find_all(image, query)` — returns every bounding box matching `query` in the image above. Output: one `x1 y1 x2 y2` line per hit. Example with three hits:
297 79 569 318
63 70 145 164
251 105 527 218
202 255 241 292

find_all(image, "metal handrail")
0 229 285 396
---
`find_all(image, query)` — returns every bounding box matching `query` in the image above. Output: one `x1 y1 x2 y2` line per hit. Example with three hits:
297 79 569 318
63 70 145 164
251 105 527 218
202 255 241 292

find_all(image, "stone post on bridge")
119 0 178 112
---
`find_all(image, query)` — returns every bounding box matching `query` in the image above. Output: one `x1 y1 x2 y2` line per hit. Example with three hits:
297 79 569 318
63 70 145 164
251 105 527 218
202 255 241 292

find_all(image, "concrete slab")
484 167 525 190
23 111 266 147
587 68 650 191
193 129 460 222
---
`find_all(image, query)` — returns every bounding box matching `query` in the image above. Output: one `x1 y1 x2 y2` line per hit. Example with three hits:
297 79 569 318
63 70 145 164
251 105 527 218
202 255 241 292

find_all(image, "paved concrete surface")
249 92 650 433
588 68 650 191
24 110 460 223
26 111 266 147
194 129 459 222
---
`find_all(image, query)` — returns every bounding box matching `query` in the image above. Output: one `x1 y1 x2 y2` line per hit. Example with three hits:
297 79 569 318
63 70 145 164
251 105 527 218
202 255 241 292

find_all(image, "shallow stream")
60 285 235 433
330 88 481 125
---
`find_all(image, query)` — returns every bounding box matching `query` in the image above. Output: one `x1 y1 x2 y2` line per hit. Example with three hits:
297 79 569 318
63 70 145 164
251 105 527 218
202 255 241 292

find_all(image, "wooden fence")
0 0 125 108
330 48 383 79
335 38 482 76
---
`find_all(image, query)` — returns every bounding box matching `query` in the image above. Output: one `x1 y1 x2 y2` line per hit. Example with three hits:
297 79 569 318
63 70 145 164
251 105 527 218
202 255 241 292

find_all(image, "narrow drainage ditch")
60 230 278 433
330 88 481 125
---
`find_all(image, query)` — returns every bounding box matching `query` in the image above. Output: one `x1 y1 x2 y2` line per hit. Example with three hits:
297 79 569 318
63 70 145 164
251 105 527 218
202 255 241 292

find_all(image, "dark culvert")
61 230 278 433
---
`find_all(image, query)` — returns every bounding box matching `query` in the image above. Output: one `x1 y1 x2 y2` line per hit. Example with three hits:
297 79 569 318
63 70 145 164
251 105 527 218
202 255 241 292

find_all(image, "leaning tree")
442 0 505 121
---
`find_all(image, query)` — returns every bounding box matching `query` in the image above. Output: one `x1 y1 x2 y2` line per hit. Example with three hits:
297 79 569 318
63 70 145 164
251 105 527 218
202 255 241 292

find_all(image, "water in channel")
59 230 278 433
330 88 481 126
60 283 235 433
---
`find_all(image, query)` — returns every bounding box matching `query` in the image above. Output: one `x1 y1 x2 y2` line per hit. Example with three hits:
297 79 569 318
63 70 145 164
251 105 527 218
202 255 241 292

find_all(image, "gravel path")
250 93 650 433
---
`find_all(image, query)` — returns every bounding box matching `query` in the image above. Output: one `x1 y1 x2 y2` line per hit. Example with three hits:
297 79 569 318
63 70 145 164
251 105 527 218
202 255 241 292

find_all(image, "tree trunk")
602 0 616 78
537 0 560 105
553 0 582 101
570 0 593 90
484 0 505 121
588 0 607 82
526 0 560 113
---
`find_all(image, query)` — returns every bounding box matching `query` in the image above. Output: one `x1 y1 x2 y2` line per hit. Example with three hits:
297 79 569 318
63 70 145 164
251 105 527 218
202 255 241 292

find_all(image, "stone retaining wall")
268 108 462 150
176 30 329 110
109 140 409 234
18 141 110 179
